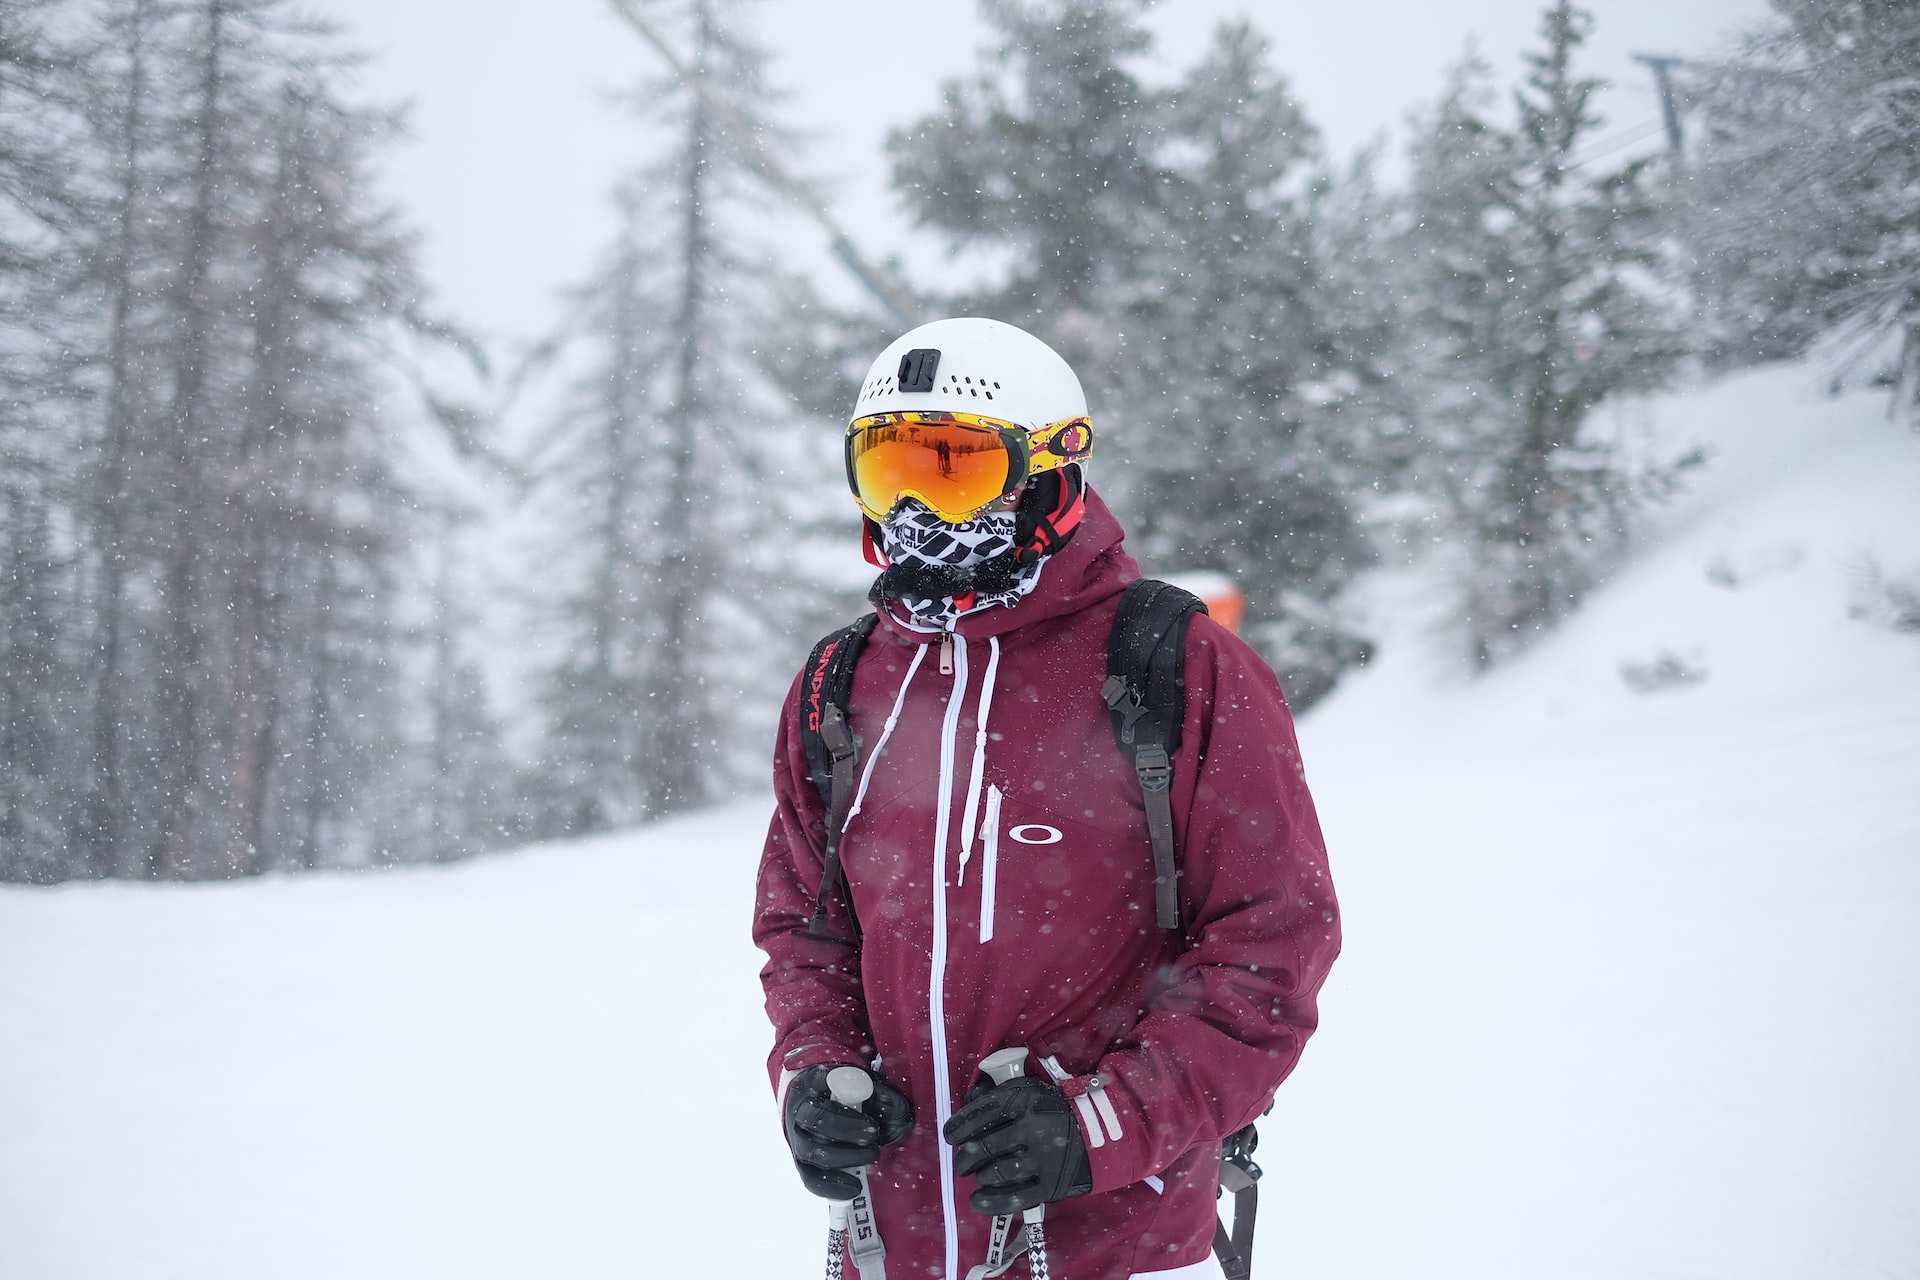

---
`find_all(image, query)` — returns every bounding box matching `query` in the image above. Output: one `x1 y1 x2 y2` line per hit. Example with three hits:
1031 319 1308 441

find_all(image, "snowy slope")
0 806 805 1278
3 363 1917 1280
1286 364 1920 1279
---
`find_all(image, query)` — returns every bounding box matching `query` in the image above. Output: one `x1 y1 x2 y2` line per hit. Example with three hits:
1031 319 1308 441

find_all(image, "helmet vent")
935 370 1002 402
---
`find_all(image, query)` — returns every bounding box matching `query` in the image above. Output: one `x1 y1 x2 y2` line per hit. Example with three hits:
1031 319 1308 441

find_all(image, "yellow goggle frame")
844 410 1093 524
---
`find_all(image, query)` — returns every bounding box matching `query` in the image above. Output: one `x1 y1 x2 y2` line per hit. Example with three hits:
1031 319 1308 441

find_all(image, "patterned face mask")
872 500 1045 631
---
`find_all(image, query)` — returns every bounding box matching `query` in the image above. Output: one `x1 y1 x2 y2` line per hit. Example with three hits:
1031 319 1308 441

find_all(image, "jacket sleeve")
1082 616 1341 1193
753 668 875 1096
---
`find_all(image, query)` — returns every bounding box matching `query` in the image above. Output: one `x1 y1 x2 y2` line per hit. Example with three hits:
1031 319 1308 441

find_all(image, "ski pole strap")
845 1165 886 1280
964 1218 1030 1280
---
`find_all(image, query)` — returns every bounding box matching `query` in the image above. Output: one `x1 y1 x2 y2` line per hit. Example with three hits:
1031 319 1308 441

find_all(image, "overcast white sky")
313 0 1770 350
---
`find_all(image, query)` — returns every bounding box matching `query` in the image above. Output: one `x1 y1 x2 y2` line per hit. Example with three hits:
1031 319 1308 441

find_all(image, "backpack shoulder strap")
1101 578 1207 931
1107 582 1267 1280
1212 1122 1263 1280
797 612 879 942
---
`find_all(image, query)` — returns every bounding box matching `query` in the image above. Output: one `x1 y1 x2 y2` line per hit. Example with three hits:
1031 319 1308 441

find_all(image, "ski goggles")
844 411 1093 523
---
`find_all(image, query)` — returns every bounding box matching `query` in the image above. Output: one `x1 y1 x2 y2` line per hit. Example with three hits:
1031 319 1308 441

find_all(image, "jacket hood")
870 485 1140 645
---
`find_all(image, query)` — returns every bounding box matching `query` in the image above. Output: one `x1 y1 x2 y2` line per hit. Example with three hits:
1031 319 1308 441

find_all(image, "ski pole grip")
825 1067 874 1221
980 1046 1029 1086
827 1065 874 1110
978 1048 1047 1229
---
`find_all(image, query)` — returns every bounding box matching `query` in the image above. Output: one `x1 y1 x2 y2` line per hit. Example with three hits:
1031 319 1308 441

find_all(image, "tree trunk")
651 0 715 815
155 0 229 878
87 0 157 879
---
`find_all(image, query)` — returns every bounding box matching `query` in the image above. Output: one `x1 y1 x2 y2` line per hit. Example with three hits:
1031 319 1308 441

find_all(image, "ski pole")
978 1047 1054 1280
824 1066 887 1280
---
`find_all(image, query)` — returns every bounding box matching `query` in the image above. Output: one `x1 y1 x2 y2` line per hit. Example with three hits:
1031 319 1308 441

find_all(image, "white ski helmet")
851 316 1089 430
846 317 1093 527
848 318 1094 563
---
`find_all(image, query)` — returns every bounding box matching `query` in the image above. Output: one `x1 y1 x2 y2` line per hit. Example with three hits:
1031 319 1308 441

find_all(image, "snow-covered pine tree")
1671 0 1920 414
523 0 828 832
888 4 1384 705
1398 2 1689 666
0 0 438 881
1115 22 1380 706
409 505 517 863
200 61 430 876
522 180 683 834
0 1 96 880
886 0 1165 372
68 0 161 879
0 499 76 881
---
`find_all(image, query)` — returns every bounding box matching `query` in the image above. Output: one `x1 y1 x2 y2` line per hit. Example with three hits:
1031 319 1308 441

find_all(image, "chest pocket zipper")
979 785 1003 944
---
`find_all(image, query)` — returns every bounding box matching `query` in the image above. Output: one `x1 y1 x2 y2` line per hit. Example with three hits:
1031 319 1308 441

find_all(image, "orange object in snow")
1160 571 1244 635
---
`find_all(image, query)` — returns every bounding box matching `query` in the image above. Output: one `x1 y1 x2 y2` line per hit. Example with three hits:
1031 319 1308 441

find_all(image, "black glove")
942 1076 1093 1215
783 1065 915 1200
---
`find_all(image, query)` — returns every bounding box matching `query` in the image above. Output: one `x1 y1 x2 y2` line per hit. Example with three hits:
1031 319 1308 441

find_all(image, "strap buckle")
1220 1124 1262 1192
820 704 857 762
1132 741 1172 793
1101 674 1151 746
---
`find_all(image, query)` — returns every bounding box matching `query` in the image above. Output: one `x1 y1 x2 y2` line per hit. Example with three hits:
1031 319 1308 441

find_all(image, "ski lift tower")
1631 53 1689 156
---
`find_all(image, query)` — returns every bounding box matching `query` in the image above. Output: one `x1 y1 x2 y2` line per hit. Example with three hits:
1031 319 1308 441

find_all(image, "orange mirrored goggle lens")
846 414 1094 522
846 417 1025 522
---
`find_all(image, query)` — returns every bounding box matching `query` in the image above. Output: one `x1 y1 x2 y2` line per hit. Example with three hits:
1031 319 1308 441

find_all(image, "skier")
755 317 1340 1280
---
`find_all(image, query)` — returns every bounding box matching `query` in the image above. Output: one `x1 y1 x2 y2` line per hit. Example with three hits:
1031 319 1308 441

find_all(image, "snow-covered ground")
4 363 1917 1279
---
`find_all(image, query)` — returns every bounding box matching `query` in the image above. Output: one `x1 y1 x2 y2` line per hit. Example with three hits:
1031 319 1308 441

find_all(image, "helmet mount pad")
898 348 941 392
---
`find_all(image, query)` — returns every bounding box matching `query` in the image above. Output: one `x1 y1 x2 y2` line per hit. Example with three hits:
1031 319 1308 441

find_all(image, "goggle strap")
861 518 888 569
1016 464 1086 564
1025 417 1093 477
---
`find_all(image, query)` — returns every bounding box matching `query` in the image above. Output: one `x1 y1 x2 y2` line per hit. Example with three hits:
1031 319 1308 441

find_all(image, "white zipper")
929 631 969 1280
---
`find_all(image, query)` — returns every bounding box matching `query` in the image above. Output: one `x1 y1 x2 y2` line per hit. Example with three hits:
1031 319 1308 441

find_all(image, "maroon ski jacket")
755 490 1339 1280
